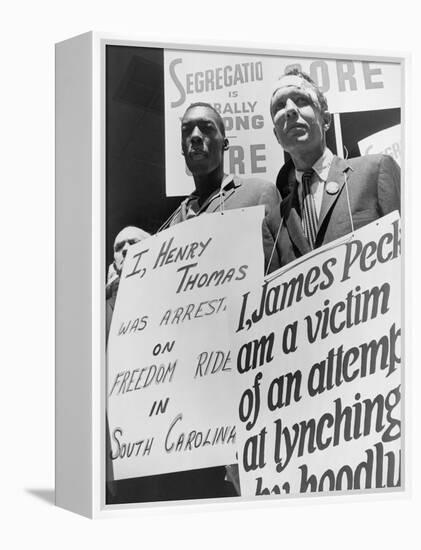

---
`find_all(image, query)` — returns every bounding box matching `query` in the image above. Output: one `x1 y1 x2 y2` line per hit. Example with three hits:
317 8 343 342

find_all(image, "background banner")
107 206 264 480
164 50 401 196
229 212 401 497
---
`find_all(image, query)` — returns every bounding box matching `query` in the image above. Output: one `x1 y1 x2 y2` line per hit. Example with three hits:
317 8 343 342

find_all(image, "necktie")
301 169 318 248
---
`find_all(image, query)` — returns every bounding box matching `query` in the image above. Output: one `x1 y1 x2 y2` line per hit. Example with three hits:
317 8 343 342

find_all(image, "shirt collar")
182 173 236 215
295 147 334 183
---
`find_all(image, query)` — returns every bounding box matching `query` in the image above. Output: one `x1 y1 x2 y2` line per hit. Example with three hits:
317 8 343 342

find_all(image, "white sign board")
107 206 265 480
229 213 402 497
358 124 401 165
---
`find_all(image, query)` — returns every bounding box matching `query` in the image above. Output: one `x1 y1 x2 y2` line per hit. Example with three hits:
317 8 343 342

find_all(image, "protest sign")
107 206 265 480
230 212 402 497
164 50 401 196
358 125 401 165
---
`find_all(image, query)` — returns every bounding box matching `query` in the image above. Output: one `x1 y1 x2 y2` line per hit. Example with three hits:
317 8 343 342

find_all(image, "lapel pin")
326 181 340 195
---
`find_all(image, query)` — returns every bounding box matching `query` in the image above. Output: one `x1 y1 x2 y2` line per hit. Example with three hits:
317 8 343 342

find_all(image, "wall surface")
1 0 419 546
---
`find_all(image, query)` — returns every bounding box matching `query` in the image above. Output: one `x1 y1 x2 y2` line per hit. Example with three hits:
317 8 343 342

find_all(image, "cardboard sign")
164 50 401 196
230 213 402 497
358 125 401 165
107 206 265 480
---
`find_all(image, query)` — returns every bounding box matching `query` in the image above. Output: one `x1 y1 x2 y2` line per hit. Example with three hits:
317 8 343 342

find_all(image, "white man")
263 69 400 273
106 226 150 338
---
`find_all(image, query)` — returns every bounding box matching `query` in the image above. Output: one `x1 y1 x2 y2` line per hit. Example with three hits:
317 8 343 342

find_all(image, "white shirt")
296 148 334 218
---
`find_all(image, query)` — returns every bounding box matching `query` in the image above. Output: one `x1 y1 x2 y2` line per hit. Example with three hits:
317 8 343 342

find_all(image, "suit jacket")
263 154 400 273
167 176 280 227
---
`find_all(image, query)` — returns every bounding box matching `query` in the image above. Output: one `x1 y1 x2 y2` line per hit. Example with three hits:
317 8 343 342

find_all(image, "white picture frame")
55 32 409 518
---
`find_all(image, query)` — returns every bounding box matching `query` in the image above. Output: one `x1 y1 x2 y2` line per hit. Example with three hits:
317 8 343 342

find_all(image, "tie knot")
302 169 314 186
300 168 317 248
301 169 314 196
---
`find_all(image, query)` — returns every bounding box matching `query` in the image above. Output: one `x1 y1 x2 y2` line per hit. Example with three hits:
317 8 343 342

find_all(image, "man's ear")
323 110 331 131
223 138 229 151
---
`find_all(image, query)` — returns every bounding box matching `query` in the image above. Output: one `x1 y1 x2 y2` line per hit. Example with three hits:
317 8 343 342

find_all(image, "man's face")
270 75 330 157
113 227 147 275
181 106 228 175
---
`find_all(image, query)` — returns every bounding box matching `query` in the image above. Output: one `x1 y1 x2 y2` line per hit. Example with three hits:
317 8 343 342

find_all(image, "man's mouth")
189 149 207 159
286 123 307 135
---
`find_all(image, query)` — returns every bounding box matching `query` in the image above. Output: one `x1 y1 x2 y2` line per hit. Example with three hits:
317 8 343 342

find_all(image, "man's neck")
290 145 325 171
193 166 225 205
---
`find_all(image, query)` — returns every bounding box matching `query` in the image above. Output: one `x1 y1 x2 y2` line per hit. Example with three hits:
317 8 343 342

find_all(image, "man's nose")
190 126 203 144
122 243 130 257
285 98 298 118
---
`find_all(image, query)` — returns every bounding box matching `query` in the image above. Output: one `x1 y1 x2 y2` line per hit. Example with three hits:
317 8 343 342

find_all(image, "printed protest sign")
107 206 264 480
164 50 401 196
230 212 401 497
358 124 401 165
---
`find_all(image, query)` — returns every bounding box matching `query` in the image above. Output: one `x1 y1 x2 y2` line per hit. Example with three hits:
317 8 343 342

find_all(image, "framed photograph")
55 33 407 518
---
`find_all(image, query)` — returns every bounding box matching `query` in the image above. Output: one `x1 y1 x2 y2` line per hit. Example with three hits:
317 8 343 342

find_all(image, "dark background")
106 45 182 267
340 108 400 158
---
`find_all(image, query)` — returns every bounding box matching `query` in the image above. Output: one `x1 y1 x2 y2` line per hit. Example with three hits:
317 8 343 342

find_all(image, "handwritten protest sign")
107 206 264 480
164 50 401 196
230 212 402 497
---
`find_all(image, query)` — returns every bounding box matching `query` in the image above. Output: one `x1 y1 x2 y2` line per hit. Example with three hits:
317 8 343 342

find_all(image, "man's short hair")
283 68 329 113
183 102 226 136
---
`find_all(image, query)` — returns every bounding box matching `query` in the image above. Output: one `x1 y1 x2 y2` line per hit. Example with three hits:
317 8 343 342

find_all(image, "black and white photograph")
103 43 403 506
4 0 421 546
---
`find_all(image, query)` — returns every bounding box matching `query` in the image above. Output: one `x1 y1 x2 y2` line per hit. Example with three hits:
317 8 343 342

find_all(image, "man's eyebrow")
182 118 216 127
274 87 311 101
